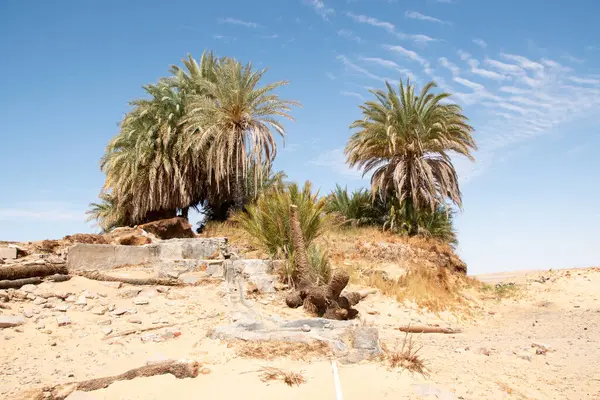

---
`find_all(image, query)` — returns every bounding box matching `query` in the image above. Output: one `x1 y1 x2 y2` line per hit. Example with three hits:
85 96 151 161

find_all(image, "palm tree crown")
345 79 475 212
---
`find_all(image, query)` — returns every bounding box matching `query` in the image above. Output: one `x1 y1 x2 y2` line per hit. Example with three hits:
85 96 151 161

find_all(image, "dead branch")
397 325 461 334
73 270 183 286
103 323 177 340
21 359 200 399
0 263 67 280
0 277 43 290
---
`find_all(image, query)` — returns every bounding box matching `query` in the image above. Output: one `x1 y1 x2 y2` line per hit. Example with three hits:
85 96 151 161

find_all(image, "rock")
138 217 195 239
0 246 17 259
57 316 71 327
12 290 28 300
50 341 57 346
302 324 311 332
97 319 112 326
33 297 47 305
23 310 34 319
100 281 122 289
21 284 38 293
156 286 169 293
111 308 128 316
141 333 163 343
531 342 552 354
81 290 96 299
120 288 141 299
102 327 113 336
133 297 149 305
65 295 76 303
455 347 466 354
139 287 159 298
75 295 87 306
26 293 37 301
476 347 490 356
161 328 182 339
516 352 532 361
366 309 380 315
55 304 69 312
91 307 106 315
0 315 25 328
128 318 142 324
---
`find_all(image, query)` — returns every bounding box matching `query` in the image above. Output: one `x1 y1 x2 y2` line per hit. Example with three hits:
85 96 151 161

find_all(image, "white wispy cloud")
457 50 471 61
360 57 399 69
471 66 505 80
501 53 544 70
304 0 335 20
562 53 584 64
337 29 363 43
341 91 365 101
326 72 336 80
472 38 487 48
310 148 363 179
405 11 450 25
260 34 279 39
0 202 84 222
484 58 523 74
345 12 395 31
436 0 455 3
218 18 260 28
439 57 460 76
454 77 485 91
568 76 600 85
345 12 437 45
384 45 429 67
337 55 389 82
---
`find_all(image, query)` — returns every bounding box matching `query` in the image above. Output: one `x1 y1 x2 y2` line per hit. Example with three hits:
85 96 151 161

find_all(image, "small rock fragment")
33 297 47 305
301 324 311 332
516 352 532 361
100 281 122 289
102 327 113 336
57 316 71 327
133 297 149 305
75 295 87 306
0 315 26 328
111 308 128 316
65 295 76 303
128 318 142 324
97 319 112 326
26 293 37 301
21 284 38 293
55 304 68 312
91 307 106 316
23 310 34 319
120 288 141 299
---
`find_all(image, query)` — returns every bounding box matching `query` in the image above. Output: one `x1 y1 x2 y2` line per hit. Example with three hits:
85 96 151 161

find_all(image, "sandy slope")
1 267 599 400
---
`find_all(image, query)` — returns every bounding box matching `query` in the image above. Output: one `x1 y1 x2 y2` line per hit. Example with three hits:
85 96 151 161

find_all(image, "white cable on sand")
331 360 343 400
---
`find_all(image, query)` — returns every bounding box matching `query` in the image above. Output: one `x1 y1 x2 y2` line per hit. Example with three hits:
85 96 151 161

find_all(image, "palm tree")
183 58 300 209
86 192 131 232
345 79 475 233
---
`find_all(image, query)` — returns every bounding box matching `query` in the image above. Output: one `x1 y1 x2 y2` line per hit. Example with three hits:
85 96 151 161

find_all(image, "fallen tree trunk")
285 205 363 320
103 322 177 340
397 325 462 334
73 270 183 286
20 359 200 400
0 263 67 280
0 277 43 290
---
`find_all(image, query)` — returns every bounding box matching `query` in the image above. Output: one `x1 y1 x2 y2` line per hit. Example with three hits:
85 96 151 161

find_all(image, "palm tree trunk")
231 170 246 210
180 207 189 221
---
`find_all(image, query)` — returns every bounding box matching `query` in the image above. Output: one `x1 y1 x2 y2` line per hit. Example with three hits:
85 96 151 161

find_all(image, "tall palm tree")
183 58 300 208
345 79 475 232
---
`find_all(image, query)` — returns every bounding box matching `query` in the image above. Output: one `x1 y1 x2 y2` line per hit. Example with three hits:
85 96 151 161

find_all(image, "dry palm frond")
259 367 306 387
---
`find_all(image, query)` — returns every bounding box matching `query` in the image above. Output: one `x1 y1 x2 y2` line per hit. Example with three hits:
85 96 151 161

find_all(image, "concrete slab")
0 247 17 260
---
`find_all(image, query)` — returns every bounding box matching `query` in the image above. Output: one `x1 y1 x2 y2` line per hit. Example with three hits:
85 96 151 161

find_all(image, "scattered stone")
82 290 96 299
100 281 122 289
476 347 491 356
97 319 112 326
102 327 113 336
139 287 159 298
50 341 57 347
41 329 53 334
111 308 128 316
55 304 68 312
141 333 163 343
12 290 27 300
302 324 311 332
161 328 181 339
57 316 71 327
14 327 24 333
33 297 47 305
91 307 106 316
156 286 169 293
21 284 38 293
516 352 532 361
65 295 76 303
531 342 552 354
0 246 17 259
455 347 466 354
133 297 149 305
0 315 26 328
120 288 141 299
200 367 211 375
23 310 34 318
75 295 87 306
26 293 37 301
128 318 142 324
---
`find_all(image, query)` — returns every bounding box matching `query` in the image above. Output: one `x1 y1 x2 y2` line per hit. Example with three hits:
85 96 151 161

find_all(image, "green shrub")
234 181 331 284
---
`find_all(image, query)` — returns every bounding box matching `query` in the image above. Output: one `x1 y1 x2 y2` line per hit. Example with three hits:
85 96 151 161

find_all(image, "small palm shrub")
325 185 386 227
234 181 331 284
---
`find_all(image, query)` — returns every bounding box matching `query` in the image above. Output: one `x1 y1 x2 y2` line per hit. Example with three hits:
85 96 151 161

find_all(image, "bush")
234 181 331 284
325 185 386 227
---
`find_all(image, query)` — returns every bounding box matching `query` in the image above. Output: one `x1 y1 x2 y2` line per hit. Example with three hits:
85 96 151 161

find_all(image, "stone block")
67 244 158 271
0 247 17 260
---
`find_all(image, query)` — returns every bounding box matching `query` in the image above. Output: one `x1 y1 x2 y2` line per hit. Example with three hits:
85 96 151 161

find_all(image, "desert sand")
1 262 599 400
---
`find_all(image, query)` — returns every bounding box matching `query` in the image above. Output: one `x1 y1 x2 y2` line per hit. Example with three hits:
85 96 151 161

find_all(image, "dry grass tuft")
259 367 306 387
234 340 332 361
382 332 428 375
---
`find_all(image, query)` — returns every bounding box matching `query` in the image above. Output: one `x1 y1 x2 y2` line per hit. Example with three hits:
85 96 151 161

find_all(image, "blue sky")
1 0 599 274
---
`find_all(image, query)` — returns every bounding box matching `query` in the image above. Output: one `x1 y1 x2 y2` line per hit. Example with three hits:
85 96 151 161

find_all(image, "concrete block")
67 244 158 271
0 247 17 260
158 238 227 260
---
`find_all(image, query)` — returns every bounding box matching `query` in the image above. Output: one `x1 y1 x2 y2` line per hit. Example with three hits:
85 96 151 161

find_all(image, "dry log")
0 277 43 290
21 359 200 400
0 263 67 280
289 205 312 288
103 322 177 340
73 270 182 286
397 325 462 334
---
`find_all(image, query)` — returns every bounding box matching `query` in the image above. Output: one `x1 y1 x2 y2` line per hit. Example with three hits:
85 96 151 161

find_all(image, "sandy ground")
1 267 599 400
